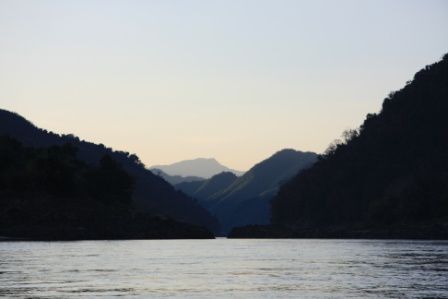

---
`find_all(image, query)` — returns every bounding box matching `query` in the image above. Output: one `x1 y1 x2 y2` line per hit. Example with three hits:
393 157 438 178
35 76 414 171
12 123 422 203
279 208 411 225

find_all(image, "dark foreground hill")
179 149 317 234
0 109 219 238
230 54 448 239
0 136 213 240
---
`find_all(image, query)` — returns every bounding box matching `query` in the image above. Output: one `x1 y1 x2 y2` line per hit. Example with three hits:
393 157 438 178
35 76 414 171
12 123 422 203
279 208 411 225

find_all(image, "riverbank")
228 223 448 240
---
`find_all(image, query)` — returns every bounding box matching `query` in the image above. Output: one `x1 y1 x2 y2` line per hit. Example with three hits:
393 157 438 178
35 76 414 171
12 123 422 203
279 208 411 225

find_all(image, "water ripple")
0 239 447 298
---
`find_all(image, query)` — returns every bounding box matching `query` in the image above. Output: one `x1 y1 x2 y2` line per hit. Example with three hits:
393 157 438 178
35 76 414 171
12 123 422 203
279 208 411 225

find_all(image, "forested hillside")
0 110 219 235
263 54 448 238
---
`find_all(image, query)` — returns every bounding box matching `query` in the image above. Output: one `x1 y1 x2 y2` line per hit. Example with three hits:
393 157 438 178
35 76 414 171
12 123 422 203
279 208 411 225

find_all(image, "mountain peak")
177 148 318 234
191 157 220 163
151 158 244 179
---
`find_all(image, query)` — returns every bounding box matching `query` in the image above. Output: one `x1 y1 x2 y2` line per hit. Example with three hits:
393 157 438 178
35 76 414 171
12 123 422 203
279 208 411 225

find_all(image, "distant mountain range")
177 149 317 233
151 158 244 179
0 109 219 239
151 168 205 185
231 54 448 239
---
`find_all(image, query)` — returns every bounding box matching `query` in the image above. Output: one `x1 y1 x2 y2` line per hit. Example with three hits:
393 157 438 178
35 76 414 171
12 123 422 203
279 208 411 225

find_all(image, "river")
1 239 447 298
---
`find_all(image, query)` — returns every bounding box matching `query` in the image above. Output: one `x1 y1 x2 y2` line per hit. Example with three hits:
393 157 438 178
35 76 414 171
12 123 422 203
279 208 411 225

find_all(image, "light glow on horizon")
1 0 447 170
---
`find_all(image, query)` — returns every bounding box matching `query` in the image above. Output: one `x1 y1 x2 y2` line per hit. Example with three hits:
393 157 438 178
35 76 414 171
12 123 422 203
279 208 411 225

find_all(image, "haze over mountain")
151 168 205 185
0 109 219 238
178 149 317 233
151 158 244 179
231 54 448 239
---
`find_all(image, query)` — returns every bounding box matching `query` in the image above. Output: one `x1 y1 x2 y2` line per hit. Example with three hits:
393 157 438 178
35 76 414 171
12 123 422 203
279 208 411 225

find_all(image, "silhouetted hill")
232 54 448 239
151 158 244 178
0 109 220 236
176 172 238 205
0 136 213 240
183 149 317 233
151 168 205 185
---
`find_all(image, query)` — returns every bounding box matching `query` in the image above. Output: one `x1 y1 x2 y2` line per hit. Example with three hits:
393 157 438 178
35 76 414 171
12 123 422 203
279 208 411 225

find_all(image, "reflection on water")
0 239 447 298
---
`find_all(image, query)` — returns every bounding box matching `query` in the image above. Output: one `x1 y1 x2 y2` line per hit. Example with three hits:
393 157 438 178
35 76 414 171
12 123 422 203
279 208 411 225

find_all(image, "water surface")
1 239 447 298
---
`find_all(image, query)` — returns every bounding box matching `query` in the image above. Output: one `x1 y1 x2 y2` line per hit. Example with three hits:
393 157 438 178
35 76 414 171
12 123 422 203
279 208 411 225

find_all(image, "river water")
0 239 447 298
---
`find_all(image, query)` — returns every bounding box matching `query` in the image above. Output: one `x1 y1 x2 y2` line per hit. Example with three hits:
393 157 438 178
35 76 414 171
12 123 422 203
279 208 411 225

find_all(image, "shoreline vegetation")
228 224 448 240
0 218 215 241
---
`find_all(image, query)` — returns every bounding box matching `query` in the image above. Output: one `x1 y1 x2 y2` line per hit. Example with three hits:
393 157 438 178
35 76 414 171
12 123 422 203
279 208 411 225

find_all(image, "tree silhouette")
270 54 448 237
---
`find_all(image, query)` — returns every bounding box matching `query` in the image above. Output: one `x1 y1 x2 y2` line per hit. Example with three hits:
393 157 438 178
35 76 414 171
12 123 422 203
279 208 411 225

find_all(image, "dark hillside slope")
176 172 238 207
266 54 448 238
194 149 317 233
0 136 213 240
0 110 219 233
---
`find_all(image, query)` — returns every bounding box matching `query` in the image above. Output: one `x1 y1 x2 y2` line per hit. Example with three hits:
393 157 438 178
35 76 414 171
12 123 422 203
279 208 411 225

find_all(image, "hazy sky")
1 0 447 170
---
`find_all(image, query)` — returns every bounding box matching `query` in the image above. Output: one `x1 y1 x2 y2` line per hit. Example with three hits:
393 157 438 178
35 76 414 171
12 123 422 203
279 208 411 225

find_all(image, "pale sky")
1 0 447 170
